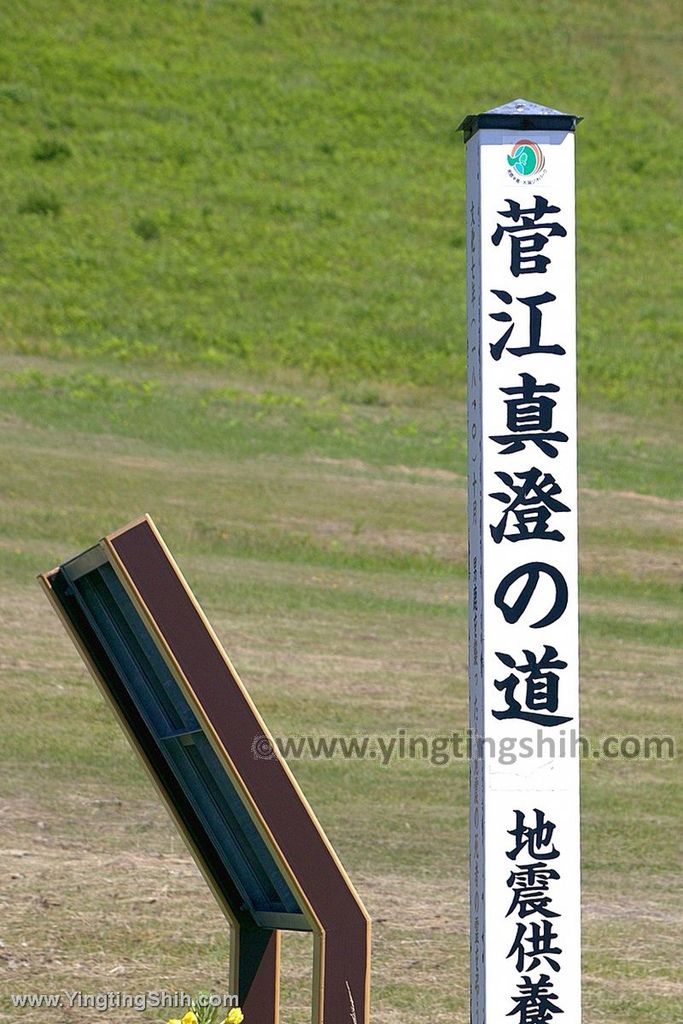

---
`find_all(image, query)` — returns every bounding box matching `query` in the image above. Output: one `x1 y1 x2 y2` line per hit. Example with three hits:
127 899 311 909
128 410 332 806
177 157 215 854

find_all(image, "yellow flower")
181 1013 199 1024
166 1019 182 1024
226 1009 244 1024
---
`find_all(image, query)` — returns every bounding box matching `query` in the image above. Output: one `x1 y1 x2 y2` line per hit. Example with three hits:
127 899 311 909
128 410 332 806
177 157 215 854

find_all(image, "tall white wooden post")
459 99 582 1024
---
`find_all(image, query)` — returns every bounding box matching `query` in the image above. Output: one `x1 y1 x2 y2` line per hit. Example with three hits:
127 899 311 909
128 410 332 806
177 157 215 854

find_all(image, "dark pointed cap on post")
457 98 582 142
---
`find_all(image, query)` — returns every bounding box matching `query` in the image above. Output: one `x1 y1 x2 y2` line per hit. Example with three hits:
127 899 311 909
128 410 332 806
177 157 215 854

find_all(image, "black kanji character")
507 861 561 919
489 291 565 360
489 373 568 458
493 646 572 727
489 468 570 543
507 974 564 1022
508 920 563 973
507 809 560 861
492 196 567 277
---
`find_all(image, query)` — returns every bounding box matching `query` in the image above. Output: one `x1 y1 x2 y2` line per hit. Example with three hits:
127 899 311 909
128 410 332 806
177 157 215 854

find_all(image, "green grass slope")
1 0 681 406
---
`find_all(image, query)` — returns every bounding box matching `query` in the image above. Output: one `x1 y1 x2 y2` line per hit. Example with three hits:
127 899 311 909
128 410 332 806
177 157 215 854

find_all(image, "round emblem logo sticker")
507 139 547 183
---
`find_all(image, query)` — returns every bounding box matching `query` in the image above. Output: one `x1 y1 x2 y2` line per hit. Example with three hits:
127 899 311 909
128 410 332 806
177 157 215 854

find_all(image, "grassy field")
0 0 681 407
0 358 681 1022
0 0 682 1021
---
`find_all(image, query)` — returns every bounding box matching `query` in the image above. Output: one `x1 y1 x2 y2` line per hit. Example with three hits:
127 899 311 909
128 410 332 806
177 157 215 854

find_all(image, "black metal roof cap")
458 98 582 142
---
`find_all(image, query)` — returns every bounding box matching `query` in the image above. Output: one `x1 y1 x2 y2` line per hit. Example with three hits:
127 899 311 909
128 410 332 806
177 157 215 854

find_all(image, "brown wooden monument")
40 514 371 1024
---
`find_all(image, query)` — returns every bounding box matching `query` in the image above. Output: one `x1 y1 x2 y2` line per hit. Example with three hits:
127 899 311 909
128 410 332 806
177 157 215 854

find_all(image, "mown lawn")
0 359 681 1022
